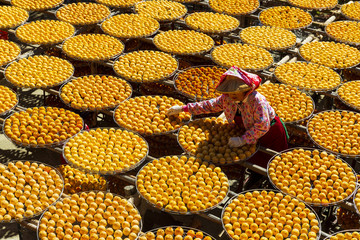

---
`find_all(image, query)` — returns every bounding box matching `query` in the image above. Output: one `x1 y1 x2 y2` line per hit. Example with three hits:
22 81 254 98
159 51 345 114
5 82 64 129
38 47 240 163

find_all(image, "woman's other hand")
166 105 183 116
228 137 246 148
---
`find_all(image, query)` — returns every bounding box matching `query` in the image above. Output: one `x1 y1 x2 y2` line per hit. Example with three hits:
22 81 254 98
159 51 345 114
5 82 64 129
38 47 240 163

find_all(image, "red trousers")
235 116 288 168
0 31 8 40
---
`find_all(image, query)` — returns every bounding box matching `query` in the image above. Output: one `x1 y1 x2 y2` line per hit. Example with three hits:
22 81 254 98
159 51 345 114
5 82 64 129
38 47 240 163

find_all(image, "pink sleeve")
240 98 271 144
182 105 189 112
185 95 225 115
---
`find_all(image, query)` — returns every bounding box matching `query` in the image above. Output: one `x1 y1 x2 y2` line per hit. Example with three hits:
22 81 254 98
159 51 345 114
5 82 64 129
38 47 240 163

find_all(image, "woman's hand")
167 105 183 116
228 137 246 148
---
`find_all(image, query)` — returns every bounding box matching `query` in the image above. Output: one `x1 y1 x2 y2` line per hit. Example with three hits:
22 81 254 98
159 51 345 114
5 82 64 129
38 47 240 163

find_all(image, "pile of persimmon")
114 96 191 135
113 51 178 83
5 55 74 88
341 2 360 21
259 6 312 30
209 0 259 16
139 226 214 240
268 148 357 205
0 40 20 67
101 14 159 39
137 155 229 213
175 66 225 100
274 62 341 91
16 20 75 45
185 12 239 34
223 190 320 240
62 34 124 61
299 41 360 69
38 191 142 240
0 161 63 222
327 231 360 240
337 81 360 111
240 26 296 50
63 128 148 173
0 6 28 29
60 75 132 111
95 0 141 8
307 110 360 156
257 83 314 122
12 0 63 11
3 107 83 146
0 86 18 115
211 43 273 70
135 0 187 22
153 30 214 55
325 21 360 45
288 0 337 10
56 2 110 25
57 165 107 194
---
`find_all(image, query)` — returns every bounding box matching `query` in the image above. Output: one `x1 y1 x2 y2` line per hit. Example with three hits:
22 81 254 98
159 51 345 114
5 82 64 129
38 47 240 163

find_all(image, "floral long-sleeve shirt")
184 91 276 144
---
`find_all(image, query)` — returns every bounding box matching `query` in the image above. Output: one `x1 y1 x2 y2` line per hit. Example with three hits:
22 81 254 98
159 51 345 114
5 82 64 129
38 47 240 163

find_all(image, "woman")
167 66 288 169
